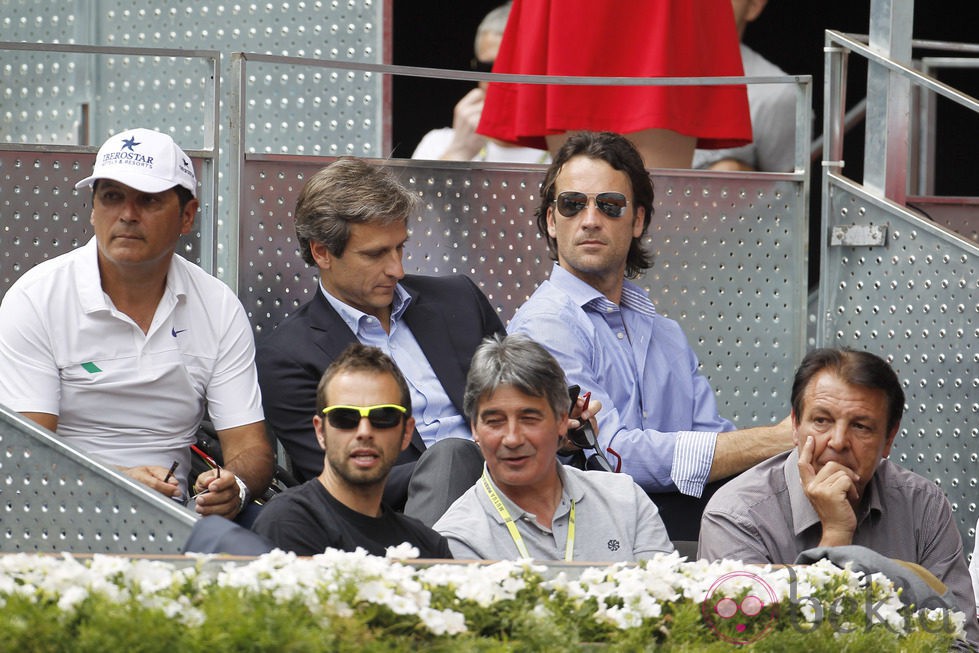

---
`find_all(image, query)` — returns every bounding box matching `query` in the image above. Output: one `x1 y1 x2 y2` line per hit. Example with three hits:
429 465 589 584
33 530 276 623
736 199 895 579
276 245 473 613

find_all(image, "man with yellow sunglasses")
251 343 451 558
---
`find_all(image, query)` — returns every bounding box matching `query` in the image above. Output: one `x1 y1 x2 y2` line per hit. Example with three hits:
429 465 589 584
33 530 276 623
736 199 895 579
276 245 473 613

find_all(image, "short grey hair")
294 158 417 266
474 2 511 53
463 333 570 422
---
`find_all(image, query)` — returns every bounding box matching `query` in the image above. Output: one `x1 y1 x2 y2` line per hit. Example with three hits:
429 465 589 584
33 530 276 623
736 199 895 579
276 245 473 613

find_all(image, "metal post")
863 0 914 203
228 52 247 295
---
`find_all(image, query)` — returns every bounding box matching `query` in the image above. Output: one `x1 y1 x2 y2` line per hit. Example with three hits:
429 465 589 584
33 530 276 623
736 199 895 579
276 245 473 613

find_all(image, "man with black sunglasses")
508 131 793 542
251 343 452 558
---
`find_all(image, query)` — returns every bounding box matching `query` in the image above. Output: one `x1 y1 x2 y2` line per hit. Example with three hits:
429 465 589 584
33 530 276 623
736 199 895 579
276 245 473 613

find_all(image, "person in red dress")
477 0 752 169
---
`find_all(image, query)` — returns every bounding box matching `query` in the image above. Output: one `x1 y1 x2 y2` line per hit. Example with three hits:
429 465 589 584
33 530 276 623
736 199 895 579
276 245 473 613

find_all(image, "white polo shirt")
0 238 264 495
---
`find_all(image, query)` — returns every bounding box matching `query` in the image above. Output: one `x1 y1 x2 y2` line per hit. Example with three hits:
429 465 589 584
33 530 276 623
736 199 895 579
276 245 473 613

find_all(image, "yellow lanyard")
480 471 576 561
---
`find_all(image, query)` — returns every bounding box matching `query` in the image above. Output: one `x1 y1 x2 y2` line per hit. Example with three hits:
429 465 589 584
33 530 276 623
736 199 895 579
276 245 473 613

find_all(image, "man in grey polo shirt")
698 348 979 644
434 334 673 561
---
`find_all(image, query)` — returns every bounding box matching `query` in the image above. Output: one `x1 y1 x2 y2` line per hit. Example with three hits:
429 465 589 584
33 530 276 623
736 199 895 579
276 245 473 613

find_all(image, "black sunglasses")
322 404 407 430
554 191 630 219
567 422 615 473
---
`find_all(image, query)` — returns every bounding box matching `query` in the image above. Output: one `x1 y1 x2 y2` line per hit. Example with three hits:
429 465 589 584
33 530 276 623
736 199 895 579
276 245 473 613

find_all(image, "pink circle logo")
701 570 779 644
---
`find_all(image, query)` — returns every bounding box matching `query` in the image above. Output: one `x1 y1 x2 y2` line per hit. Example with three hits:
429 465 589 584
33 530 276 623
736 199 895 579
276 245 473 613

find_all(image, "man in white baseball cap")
0 128 273 520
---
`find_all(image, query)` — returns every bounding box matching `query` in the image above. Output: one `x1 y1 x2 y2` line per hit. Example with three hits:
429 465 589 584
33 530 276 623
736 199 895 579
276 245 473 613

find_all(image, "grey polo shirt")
433 463 673 562
698 449 979 642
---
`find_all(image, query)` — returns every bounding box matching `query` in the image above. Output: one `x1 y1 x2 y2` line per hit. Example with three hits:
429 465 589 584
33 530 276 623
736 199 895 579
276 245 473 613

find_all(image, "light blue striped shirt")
508 264 731 497
321 284 469 446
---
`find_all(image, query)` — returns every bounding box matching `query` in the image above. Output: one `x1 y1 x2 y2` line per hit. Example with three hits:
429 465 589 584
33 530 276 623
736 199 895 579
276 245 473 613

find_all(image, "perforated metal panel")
0 151 93 289
819 174 979 553
239 60 383 159
1 1 388 279
237 157 321 328
0 43 220 191
0 405 196 554
238 157 808 430
91 3 385 156
1 1 386 150
1 46 218 151
645 176 807 426
907 197 979 245
0 1 83 143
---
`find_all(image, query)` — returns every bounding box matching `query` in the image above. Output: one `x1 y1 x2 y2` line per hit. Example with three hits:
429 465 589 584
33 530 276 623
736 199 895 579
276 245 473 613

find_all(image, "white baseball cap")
75 128 197 198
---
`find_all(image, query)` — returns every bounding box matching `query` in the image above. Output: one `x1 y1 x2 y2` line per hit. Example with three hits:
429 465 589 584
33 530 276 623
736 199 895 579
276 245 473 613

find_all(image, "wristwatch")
233 475 251 514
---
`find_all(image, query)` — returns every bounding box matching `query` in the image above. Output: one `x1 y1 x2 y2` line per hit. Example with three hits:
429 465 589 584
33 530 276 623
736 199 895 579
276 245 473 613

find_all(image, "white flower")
912 605 965 639
357 579 392 603
56 585 88 612
0 550 957 646
418 607 467 635
418 560 536 607
385 543 420 560
600 604 643 630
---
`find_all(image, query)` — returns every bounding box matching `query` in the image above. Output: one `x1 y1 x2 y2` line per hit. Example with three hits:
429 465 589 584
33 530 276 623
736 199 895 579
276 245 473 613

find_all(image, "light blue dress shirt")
508 263 732 496
321 284 469 446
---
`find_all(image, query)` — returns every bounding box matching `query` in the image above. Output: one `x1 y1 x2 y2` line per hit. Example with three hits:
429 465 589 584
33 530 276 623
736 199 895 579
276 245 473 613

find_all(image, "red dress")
477 0 752 150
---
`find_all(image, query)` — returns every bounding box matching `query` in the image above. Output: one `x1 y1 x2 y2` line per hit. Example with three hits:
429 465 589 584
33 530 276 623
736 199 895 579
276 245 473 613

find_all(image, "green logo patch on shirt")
81 362 102 373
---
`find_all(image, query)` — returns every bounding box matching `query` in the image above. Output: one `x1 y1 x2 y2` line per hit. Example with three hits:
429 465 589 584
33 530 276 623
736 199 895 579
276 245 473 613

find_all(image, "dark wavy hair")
790 348 905 434
535 131 654 278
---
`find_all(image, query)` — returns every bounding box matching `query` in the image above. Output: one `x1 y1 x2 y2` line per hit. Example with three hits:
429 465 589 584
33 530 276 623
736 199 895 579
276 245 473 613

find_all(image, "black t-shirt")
251 479 452 559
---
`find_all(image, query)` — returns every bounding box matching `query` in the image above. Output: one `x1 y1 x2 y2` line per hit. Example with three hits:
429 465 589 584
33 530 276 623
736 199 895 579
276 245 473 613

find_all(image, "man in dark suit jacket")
256 158 504 525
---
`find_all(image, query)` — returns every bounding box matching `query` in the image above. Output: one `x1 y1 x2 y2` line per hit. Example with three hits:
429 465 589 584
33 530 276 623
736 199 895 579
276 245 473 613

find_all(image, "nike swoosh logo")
172 328 188 337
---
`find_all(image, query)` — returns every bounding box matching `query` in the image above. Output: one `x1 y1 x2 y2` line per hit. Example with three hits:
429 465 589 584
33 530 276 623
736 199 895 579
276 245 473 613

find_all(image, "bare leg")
626 128 696 169
546 128 696 169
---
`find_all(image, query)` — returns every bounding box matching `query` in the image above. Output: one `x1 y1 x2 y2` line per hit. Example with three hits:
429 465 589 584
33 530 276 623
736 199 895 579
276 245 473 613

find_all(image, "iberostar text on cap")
75 128 197 198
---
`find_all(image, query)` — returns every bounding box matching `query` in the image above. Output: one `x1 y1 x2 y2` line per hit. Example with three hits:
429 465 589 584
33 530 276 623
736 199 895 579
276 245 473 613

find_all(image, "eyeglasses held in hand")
322 404 407 430
554 191 630 219
567 421 615 473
